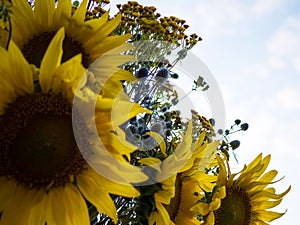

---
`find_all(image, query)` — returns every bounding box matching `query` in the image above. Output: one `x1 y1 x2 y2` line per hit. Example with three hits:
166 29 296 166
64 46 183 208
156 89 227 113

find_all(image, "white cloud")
194 0 249 36
267 12 300 72
191 0 287 37
268 56 287 69
270 133 299 155
243 64 271 79
254 0 283 14
291 57 300 72
196 0 245 23
273 88 300 109
268 29 300 56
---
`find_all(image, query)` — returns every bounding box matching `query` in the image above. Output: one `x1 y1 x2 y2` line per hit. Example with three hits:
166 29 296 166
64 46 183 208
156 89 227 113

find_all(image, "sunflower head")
191 153 291 225
138 127 219 225
10 0 133 72
0 28 90 189
0 20 150 224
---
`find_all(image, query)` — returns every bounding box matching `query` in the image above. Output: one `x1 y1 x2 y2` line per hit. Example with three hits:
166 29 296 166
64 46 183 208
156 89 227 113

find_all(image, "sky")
108 0 300 224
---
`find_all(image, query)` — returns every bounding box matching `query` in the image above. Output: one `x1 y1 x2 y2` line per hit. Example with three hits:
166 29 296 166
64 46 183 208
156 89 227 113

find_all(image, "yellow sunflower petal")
198 141 218 171
93 14 122 42
148 211 157 225
51 54 86 98
174 121 193 159
190 172 216 192
251 220 269 225
102 177 140 198
49 184 89 225
50 192 70 225
28 189 50 225
216 155 227 186
86 34 132 56
251 185 291 200
235 163 265 187
98 132 138 155
209 197 221 211
0 177 18 212
139 157 162 171
97 98 150 125
174 216 199 225
89 36 133 57
0 27 9 48
40 28 64 92
156 185 176 204
88 152 148 183
253 210 286 222
180 132 206 172
191 202 210 215
89 59 136 83
72 0 88 24
100 79 126 98
76 169 118 223
156 175 176 201
146 131 167 156
252 199 283 211
214 185 226 199
11 0 39 46
246 177 282 192
0 42 34 114
35 0 55 28
85 11 109 30
2 41 34 93
54 0 72 28
258 169 278 183
244 153 262 172
1 184 37 225
103 42 135 55
88 41 136 83
155 201 175 225
112 72 136 89
255 155 271 178
91 54 136 70
206 212 215 225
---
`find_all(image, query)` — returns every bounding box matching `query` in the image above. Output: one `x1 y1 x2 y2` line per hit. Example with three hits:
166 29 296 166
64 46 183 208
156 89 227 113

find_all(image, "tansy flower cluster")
115 0 202 48
84 0 111 20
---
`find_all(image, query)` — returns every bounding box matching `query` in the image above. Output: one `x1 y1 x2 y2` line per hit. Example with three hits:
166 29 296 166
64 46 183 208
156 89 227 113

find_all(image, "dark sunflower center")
214 186 252 225
0 93 87 189
22 32 91 68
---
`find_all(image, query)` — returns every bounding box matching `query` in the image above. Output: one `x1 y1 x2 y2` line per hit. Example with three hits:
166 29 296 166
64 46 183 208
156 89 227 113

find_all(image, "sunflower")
166 133 219 225
191 153 291 225
169 177 211 225
140 128 219 225
0 28 148 225
10 0 135 83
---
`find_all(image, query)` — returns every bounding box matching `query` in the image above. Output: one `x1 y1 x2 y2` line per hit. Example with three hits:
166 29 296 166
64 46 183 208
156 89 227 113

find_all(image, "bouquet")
0 0 290 225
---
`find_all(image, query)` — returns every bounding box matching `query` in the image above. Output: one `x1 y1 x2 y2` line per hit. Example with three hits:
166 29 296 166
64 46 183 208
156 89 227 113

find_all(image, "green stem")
6 15 11 50
178 89 194 103
87 0 92 10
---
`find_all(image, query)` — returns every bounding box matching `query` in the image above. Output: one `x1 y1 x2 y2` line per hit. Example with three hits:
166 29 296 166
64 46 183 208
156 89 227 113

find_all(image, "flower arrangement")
0 0 291 225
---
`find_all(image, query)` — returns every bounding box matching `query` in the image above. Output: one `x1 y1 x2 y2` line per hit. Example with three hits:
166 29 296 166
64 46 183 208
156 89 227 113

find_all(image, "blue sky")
109 0 300 224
